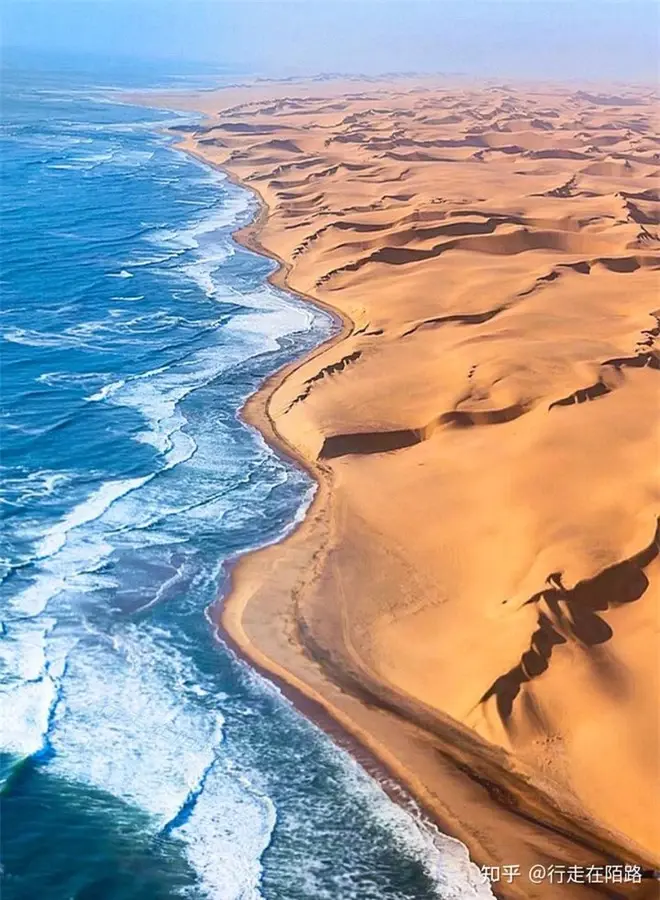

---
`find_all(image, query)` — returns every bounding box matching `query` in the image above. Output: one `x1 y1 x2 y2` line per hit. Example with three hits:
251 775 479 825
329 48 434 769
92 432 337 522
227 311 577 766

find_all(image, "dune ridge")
149 77 660 898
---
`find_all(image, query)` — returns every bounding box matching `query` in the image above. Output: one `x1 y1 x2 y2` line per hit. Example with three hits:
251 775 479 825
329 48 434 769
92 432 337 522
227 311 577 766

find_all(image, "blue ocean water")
0 58 489 900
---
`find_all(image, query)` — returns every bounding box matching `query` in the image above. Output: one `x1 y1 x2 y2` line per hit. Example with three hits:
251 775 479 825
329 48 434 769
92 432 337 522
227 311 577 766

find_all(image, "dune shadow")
480 520 659 730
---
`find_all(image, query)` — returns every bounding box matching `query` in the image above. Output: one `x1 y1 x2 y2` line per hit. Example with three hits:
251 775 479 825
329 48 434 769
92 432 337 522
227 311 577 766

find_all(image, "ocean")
0 55 489 900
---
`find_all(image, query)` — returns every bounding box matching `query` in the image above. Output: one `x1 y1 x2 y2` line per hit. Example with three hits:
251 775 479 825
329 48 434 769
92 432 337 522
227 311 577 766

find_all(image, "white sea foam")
132 560 186 614
6 476 150 619
0 615 52 682
105 269 134 278
70 149 116 167
180 247 233 298
142 190 250 299
114 148 155 168
48 624 225 827
86 379 126 402
227 304 313 346
233 663 494 900
3 328 92 349
35 477 148 562
0 616 58 758
121 251 183 267
173 762 276 900
0 677 56 758
9 574 67 617
47 148 155 174
0 469 69 505
334 762 492 900
85 319 289 465
6 367 216 613
25 617 276 900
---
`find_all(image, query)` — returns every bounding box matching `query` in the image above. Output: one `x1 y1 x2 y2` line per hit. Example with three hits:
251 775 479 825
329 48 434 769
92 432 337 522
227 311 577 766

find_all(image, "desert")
155 76 660 898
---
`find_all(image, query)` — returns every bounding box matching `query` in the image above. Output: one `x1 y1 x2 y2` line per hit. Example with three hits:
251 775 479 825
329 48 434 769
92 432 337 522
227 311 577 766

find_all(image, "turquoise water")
0 57 488 900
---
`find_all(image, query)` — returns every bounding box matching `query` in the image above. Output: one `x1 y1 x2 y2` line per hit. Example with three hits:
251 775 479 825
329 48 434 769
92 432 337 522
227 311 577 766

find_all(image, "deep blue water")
0 59 488 900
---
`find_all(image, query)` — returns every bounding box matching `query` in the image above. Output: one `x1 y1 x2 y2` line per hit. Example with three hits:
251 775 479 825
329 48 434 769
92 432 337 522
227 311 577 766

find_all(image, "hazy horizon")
2 0 659 83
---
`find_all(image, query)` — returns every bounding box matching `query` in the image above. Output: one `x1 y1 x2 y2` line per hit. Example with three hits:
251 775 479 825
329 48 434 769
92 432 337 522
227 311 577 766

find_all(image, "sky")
2 1 659 82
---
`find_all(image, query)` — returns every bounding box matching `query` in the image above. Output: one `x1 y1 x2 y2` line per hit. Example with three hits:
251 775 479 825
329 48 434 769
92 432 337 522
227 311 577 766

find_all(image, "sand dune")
157 77 660 898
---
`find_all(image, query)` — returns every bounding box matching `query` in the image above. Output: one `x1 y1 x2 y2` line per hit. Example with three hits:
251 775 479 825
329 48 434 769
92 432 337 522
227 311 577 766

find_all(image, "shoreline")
176 139 496 887
143 78 660 900
198 152 486 871
210 605 480 871
164 121 479 862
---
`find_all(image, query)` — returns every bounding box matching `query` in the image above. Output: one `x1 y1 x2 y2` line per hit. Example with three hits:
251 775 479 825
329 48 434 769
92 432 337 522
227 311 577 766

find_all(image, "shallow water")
0 57 491 900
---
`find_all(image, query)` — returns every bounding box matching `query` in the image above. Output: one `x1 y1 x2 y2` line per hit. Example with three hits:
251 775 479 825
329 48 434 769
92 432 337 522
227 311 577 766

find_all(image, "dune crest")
159 77 660 898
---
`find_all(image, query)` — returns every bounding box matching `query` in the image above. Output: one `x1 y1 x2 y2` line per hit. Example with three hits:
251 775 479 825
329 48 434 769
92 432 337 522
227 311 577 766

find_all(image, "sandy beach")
144 77 660 898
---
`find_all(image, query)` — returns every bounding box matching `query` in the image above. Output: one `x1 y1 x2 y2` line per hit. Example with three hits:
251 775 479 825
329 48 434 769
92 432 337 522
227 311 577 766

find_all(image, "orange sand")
142 77 660 898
